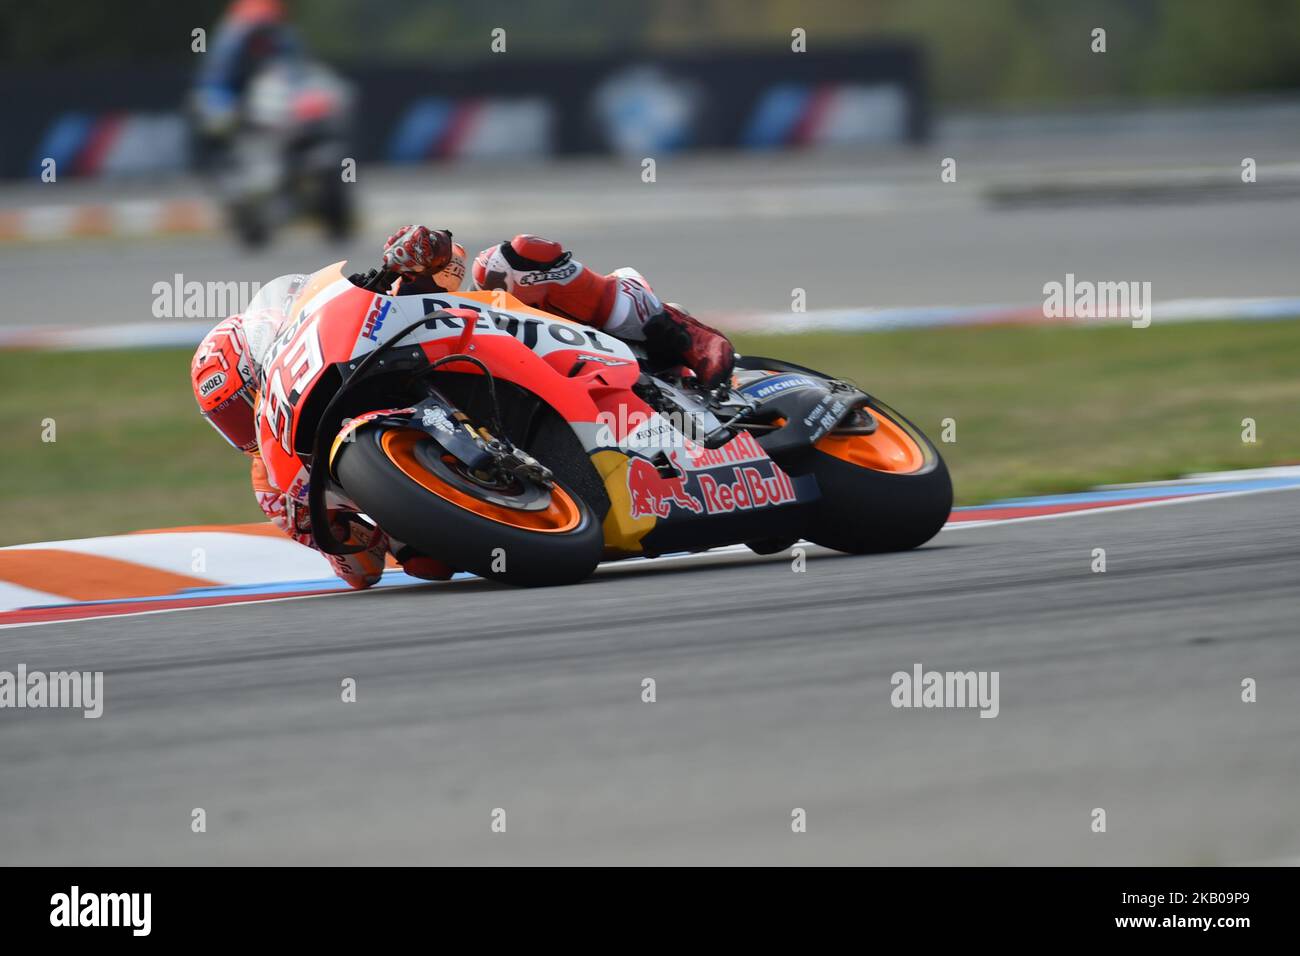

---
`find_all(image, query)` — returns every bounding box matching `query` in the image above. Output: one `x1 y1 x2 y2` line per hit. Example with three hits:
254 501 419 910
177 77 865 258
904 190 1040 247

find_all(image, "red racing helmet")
192 316 259 453
226 0 287 25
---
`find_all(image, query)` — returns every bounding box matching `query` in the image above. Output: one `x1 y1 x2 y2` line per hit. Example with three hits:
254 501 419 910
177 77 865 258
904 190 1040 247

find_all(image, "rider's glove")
643 303 737 390
323 518 389 590
256 486 316 547
253 464 389 590
382 225 454 277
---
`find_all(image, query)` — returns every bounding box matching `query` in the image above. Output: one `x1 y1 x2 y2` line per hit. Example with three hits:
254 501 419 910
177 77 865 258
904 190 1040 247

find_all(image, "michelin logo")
741 374 819 400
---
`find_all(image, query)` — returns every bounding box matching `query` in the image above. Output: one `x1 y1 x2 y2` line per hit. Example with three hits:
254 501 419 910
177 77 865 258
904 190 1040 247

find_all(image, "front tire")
335 425 604 586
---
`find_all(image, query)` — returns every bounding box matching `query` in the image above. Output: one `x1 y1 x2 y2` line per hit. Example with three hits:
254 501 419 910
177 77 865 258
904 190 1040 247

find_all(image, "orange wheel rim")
816 407 927 474
380 429 582 533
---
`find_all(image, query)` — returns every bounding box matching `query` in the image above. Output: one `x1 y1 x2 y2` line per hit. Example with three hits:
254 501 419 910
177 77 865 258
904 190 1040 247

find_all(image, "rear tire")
230 200 270 249
318 170 354 241
335 425 604 587
745 536 798 556
781 398 952 554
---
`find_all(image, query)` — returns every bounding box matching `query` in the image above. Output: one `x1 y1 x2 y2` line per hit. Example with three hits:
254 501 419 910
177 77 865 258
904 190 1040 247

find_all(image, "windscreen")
240 273 310 365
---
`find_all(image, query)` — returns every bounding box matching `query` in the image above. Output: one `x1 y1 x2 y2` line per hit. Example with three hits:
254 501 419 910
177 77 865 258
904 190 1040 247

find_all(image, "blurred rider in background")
189 0 301 170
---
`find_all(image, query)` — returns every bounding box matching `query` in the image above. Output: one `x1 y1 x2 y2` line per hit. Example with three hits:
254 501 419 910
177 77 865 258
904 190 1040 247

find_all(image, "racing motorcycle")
219 60 355 248
249 262 952 587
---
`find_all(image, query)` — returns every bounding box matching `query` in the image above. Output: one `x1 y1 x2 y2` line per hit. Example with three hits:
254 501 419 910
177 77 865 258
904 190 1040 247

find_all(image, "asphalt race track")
2 489 1295 865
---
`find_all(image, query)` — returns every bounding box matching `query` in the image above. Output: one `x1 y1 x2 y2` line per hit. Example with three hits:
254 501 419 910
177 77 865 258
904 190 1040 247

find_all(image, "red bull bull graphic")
627 457 705 519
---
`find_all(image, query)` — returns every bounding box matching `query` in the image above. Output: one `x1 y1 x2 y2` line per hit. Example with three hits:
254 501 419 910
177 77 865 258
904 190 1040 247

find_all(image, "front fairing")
255 263 370 495
255 262 643 495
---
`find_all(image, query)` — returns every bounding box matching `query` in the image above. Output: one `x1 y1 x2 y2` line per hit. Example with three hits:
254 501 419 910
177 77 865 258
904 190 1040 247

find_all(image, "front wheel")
334 426 604 586
782 397 952 554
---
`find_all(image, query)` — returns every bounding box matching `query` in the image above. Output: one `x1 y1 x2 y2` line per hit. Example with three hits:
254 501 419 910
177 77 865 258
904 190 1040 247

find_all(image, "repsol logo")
420 298 615 353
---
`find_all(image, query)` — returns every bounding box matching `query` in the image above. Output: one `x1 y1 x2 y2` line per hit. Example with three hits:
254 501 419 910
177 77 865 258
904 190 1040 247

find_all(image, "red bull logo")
698 465 797 513
626 458 705 519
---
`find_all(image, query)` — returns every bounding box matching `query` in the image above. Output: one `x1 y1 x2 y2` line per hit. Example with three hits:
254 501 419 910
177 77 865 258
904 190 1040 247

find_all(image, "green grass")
0 348 266 545
735 320 1300 503
2 319 1298 545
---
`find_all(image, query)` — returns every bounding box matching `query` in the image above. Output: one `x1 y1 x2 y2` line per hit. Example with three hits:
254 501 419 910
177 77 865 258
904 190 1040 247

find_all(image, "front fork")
312 341 550 556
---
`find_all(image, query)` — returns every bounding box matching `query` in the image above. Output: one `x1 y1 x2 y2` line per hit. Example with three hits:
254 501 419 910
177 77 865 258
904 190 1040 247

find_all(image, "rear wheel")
229 200 270 249
318 168 354 241
334 425 604 586
782 397 952 554
745 536 799 555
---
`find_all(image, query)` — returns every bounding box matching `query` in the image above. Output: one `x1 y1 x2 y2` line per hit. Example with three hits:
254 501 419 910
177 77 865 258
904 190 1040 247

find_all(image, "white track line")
1100 465 1300 489
940 483 1300 530
0 580 448 631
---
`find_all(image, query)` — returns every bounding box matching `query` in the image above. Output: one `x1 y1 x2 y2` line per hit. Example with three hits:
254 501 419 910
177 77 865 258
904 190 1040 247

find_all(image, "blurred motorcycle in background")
197 59 355 248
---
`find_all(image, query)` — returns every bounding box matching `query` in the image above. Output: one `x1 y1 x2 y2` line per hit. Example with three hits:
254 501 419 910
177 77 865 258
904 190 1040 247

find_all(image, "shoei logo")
198 372 226 397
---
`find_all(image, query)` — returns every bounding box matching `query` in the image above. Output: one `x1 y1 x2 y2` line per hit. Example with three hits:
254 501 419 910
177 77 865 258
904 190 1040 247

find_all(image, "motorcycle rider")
190 0 302 171
190 226 737 589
